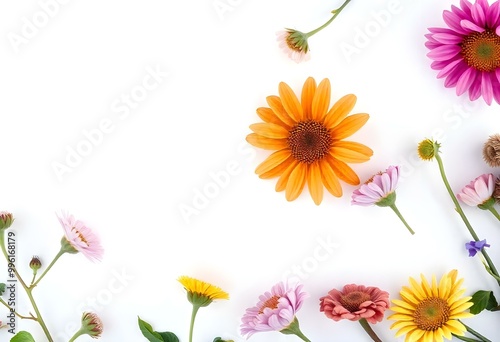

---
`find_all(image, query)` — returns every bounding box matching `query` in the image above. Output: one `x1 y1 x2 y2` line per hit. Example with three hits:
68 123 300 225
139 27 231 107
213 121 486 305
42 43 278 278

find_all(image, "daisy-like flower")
178 276 229 342
351 166 415 234
483 133 500 167
240 282 310 340
69 312 103 341
388 270 474 342
277 30 311 63
425 0 500 105
0 212 13 230
246 77 373 205
456 174 500 220
57 211 103 262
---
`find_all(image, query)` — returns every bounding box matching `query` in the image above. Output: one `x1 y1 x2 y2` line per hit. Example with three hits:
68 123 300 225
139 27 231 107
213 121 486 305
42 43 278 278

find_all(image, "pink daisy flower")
351 165 400 206
57 211 103 262
319 284 390 324
425 0 500 105
276 30 311 63
240 282 308 338
457 173 495 206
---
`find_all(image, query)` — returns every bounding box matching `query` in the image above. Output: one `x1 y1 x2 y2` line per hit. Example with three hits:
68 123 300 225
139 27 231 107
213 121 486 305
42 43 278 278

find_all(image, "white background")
1 0 500 341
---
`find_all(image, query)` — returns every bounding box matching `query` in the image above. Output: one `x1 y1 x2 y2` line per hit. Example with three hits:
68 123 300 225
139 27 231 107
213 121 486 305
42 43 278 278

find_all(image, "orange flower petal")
285 162 307 201
259 156 294 179
332 141 374 157
256 107 287 127
311 78 331 121
320 160 342 197
326 155 360 185
279 82 304 122
275 159 299 192
330 142 373 163
307 162 323 205
255 149 291 175
246 133 289 150
266 96 296 128
323 94 357 129
331 113 370 140
301 77 317 120
249 123 289 139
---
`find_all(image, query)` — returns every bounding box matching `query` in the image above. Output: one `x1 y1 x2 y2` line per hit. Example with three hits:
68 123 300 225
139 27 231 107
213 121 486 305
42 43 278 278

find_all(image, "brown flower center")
340 291 372 312
413 297 451 331
259 295 280 314
288 120 332 164
461 30 500 72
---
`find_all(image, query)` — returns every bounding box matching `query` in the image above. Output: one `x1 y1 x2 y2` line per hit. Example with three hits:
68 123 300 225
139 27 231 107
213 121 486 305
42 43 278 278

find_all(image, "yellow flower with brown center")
246 77 373 205
388 270 474 342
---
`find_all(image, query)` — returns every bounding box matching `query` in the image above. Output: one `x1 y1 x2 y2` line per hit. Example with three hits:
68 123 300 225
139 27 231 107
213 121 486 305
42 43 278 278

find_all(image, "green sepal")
10 331 35 342
375 191 396 207
213 338 234 342
138 316 179 342
0 283 6 295
478 197 495 210
469 290 498 314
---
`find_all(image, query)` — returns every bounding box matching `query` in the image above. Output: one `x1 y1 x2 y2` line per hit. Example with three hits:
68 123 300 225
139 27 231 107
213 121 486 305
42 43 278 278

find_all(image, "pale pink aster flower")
276 30 311 63
351 165 400 206
457 173 495 206
57 211 103 262
425 0 500 105
320 284 390 324
240 282 308 338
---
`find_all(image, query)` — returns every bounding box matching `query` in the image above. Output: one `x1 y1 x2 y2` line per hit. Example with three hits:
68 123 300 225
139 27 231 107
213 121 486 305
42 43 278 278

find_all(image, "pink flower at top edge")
351 165 400 206
240 282 308 338
457 173 495 206
320 284 389 324
425 0 500 105
57 211 103 262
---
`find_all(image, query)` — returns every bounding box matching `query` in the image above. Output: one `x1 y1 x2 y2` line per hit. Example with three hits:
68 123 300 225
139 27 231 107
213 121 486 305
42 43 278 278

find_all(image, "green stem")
305 0 352 37
279 317 312 342
188 305 200 342
434 153 500 286
453 335 484 342
389 204 415 235
460 320 492 342
0 298 35 320
487 206 500 221
358 318 382 342
68 329 85 342
0 232 54 341
31 249 65 288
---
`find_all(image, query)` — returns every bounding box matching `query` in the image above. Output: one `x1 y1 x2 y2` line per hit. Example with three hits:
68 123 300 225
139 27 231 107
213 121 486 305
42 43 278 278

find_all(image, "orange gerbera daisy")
246 77 373 205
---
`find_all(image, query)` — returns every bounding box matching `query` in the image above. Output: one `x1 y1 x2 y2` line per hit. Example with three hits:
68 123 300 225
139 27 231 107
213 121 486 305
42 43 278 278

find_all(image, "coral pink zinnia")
320 284 390 324
57 211 103 262
240 282 308 338
425 0 500 105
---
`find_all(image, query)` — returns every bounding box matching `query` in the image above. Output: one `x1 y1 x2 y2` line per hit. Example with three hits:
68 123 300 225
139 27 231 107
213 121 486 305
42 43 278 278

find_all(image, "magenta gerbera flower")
425 0 500 105
57 211 103 262
240 282 309 339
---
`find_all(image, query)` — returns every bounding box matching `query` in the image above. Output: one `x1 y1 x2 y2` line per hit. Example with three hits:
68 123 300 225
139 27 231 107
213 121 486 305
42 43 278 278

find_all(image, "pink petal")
431 32 464 44
443 10 468 34
437 59 463 78
456 67 477 95
486 1 500 27
427 45 461 61
471 1 486 27
460 19 485 32
481 72 493 105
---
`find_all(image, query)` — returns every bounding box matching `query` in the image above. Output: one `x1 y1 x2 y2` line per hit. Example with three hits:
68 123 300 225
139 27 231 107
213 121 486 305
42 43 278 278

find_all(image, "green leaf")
470 290 498 314
0 283 6 295
10 331 35 342
137 316 179 342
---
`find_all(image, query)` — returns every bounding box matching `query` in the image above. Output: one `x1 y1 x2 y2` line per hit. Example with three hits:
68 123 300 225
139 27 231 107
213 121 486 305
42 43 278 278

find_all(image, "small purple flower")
465 239 490 257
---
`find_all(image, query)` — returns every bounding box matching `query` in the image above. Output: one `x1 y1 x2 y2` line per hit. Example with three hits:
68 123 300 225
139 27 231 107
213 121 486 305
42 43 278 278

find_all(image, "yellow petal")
255 149 291 175
307 162 323 205
323 94 357 129
301 77 316 120
275 160 299 192
246 133 289 150
311 78 331 121
285 162 307 201
443 319 467 335
331 113 370 140
279 81 304 122
407 328 425 342
250 123 289 139
256 107 288 127
320 160 342 197
267 95 297 127
326 155 360 185
392 299 416 310
259 156 294 179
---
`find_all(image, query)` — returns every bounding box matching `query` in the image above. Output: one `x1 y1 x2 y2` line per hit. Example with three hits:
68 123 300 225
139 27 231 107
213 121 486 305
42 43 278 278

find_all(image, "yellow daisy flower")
246 77 373 205
388 270 474 342
178 275 229 307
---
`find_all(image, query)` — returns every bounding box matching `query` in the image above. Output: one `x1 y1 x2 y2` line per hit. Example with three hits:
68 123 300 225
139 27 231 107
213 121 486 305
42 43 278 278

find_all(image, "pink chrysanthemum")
320 284 390 324
457 173 495 206
351 165 400 206
276 30 311 63
425 0 500 105
240 282 308 338
57 211 103 262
